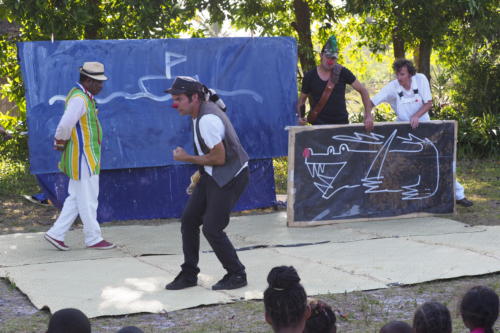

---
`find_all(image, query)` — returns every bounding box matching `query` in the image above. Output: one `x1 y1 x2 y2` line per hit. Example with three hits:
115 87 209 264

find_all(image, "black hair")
304 299 336 333
380 320 413 333
393 58 417 76
413 301 452 333
79 73 91 83
46 308 91 333
264 266 308 331
185 89 205 103
460 285 499 333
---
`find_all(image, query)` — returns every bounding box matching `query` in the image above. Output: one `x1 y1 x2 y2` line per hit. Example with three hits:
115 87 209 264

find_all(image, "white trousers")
47 174 103 246
455 180 465 200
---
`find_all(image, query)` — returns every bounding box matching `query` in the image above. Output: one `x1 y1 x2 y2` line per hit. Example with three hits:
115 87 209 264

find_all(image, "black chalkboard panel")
287 121 456 226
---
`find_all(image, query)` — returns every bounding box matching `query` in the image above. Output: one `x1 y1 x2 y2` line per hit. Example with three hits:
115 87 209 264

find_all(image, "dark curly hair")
304 299 336 333
460 285 499 333
413 301 452 333
264 266 308 331
380 320 413 333
393 58 417 76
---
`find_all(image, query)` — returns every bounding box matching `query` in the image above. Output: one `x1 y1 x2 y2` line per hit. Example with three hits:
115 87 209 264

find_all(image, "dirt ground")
1 196 500 332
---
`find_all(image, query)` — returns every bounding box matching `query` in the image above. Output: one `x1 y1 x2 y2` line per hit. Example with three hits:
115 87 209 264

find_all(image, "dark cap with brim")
165 76 203 94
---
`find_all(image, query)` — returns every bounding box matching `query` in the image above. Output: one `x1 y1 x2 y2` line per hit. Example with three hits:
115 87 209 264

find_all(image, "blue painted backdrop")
18 37 297 221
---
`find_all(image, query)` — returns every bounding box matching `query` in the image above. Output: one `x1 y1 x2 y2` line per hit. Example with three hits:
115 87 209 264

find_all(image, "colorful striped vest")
58 87 102 180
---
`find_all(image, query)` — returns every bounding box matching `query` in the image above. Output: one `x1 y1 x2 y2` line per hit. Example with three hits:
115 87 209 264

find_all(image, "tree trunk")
391 5 405 59
417 38 432 82
291 0 315 75
392 31 405 59
84 0 103 39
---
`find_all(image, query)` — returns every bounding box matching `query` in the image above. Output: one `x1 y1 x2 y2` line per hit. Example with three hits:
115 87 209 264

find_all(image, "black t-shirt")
301 66 356 124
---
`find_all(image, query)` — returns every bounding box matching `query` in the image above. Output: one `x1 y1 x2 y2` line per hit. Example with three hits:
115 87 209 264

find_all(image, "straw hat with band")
80 62 108 81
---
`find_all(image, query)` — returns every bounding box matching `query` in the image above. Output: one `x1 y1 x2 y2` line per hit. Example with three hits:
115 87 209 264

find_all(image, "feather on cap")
322 35 339 58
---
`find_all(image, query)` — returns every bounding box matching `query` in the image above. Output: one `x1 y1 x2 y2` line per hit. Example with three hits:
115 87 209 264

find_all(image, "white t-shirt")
193 114 225 176
193 114 248 176
371 73 432 122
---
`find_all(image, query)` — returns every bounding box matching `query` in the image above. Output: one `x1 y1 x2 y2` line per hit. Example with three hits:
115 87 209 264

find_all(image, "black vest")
194 102 249 187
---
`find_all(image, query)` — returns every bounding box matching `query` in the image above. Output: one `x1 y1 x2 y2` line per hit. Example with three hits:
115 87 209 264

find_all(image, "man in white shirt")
165 76 250 291
369 59 473 207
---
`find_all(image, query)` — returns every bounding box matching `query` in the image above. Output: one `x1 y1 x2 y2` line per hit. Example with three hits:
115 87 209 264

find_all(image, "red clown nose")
172 103 179 109
327 59 334 65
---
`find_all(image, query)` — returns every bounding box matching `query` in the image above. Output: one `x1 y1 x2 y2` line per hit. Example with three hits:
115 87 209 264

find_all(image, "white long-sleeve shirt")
54 83 94 179
54 83 93 140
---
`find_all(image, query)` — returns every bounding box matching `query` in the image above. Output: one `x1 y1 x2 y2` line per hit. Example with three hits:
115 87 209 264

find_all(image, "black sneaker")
165 271 197 290
212 273 247 290
456 198 473 207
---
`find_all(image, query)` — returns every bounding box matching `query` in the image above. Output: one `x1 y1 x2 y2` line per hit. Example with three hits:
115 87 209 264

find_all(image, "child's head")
264 265 309 332
413 301 452 333
380 320 413 333
46 308 91 333
304 299 337 333
460 285 499 333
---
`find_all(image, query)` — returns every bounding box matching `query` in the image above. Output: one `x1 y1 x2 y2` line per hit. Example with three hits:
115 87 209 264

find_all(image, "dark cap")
165 76 203 95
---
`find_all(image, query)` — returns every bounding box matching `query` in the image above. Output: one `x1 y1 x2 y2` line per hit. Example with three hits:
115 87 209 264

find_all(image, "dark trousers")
180 168 249 277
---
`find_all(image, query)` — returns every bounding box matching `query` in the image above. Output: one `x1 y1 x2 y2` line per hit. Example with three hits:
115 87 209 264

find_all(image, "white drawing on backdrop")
302 130 440 200
49 51 263 105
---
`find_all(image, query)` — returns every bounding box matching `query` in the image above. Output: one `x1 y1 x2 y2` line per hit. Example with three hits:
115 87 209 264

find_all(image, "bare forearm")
296 94 308 116
184 153 225 166
173 144 225 166
414 101 433 118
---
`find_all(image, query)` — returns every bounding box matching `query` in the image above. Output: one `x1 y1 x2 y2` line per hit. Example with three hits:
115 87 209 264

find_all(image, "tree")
344 0 493 81
191 0 341 75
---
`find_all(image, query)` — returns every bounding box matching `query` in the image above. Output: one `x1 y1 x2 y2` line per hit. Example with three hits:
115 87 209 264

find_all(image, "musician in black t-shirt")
297 36 374 131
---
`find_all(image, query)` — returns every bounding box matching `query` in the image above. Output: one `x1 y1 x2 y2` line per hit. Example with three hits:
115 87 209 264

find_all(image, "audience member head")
263 265 310 332
413 301 452 333
304 298 336 333
380 320 413 333
46 308 91 333
116 326 144 333
460 285 499 333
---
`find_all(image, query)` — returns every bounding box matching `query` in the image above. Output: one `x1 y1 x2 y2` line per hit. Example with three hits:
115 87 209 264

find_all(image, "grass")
0 157 38 197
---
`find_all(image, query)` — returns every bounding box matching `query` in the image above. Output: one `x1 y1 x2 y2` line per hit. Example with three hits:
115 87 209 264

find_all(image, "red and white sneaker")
87 240 116 250
44 233 70 251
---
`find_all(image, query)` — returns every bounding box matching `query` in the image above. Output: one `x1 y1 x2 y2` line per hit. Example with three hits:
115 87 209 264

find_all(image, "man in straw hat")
44 61 115 250
164 76 249 291
297 35 374 131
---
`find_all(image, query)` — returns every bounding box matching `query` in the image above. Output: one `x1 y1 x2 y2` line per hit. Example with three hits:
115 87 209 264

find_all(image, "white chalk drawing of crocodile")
302 130 439 200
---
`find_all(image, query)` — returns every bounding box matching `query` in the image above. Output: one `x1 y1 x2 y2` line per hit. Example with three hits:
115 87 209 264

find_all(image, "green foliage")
435 106 499 158
273 157 288 194
0 114 28 162
433 37 499 158
0 38 26 118
349 103 396 123
449 53 499 118
199 0 341 73
0 155 36 197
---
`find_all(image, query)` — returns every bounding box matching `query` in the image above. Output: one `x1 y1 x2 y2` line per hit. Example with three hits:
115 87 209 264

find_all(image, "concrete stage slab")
1 213 500 318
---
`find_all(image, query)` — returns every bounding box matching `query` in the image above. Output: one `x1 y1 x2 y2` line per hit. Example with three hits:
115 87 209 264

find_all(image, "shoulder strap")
194 116 210 155
307 64 343 123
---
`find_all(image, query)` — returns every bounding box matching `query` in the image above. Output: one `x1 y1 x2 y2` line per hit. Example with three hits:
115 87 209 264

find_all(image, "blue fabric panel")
18 37 298 175
36 159 276 223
